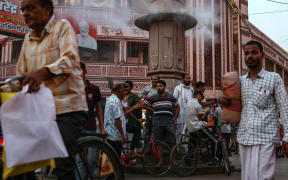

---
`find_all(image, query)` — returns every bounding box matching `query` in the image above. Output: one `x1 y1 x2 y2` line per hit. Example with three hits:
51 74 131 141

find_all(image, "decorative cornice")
240 0 248 6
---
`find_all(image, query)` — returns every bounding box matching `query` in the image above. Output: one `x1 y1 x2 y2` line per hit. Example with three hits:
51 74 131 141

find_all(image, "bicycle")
34 132 124 180
142 136 171 176
170 122 231 177
120 122 171 177
75 131 124 180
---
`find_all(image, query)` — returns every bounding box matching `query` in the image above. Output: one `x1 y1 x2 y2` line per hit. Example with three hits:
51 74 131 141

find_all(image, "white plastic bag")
0 86 68 168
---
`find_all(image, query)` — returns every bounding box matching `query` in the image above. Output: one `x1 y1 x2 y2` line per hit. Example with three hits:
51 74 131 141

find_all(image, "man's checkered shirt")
237 69 288 145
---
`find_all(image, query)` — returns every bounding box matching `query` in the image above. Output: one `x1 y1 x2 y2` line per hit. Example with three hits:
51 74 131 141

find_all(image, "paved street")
125 154 288 180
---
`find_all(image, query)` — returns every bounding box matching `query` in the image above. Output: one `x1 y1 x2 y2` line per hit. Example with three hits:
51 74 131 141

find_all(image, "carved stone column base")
161 78 181 93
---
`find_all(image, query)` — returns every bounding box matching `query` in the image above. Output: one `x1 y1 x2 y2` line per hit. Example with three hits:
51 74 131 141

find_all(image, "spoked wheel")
221 141 231 176
170 141 198 177
76 139 124 180
142 141 171 176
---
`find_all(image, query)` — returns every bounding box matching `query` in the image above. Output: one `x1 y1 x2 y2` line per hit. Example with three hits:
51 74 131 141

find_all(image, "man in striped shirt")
144 80 180 165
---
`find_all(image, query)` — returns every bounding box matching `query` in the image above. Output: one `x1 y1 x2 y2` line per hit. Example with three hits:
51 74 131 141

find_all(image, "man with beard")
143 80 180 165
173 73 194 142
138 75 170 139
236 40 288 180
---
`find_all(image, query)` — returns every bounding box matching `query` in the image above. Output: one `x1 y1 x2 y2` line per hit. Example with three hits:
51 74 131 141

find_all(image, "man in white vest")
173 73 194 143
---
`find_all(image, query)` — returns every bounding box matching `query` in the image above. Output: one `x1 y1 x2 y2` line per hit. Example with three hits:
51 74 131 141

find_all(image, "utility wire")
249 9 288 15
279 38 288 44
267 0 288 5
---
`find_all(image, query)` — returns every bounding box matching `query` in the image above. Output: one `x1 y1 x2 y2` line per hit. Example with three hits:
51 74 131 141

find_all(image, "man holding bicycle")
1 0 88 179
143 80 180 166
138 75 170 140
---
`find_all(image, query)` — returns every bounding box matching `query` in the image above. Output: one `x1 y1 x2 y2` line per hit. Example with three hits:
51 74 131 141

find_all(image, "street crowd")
97 72 234 160
0 0 287 180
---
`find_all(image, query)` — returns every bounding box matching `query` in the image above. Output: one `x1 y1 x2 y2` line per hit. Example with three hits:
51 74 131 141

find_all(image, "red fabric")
223 81 242 112
225 100 241 112
223 80 241 98
222 109 241 123
151 139 160 160
222 72 242 112
221 72 242 123
1 39 7 47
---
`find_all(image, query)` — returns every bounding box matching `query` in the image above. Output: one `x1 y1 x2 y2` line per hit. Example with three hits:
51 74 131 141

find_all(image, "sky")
248 0 288 52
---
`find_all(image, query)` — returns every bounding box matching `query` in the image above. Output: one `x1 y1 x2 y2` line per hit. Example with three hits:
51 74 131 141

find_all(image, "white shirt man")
236 41 288 180
185 97 203 133
173 74 193 142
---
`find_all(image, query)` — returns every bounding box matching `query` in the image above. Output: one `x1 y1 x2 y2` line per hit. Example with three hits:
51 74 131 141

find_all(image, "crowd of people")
82 68 238 163
1 1 287 180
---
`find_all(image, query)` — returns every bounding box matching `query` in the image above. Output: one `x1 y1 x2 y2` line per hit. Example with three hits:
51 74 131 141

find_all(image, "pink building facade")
238 0 288 90
0 0 287 96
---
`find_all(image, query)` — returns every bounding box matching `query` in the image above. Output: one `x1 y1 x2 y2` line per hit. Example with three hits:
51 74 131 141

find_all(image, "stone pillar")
119 40 127 64
2 42 12 65
148 21 186 91
135 0 197 91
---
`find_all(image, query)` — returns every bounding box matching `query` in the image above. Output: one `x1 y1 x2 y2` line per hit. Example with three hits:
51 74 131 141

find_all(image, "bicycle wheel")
76 139 124 180
142 141 171 176
170 141 198 177
221 141 231 176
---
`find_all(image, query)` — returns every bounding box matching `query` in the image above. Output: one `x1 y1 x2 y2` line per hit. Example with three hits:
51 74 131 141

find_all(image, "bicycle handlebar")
0 75 25 87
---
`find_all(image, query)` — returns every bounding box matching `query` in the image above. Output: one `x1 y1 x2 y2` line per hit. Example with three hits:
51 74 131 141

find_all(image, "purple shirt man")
81 62 105 134
84 80 102 130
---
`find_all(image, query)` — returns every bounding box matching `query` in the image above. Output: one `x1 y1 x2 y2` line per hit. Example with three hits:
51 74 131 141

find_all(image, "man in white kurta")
173 74 194 142
237 40 288 180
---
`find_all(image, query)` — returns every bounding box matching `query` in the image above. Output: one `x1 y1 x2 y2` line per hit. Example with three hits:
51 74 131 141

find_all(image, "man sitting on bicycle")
185 91 207 132
185 91 219 163
143 80 180 166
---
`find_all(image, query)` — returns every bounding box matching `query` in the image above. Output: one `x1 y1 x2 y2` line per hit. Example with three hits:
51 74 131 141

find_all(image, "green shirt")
127 93 142 125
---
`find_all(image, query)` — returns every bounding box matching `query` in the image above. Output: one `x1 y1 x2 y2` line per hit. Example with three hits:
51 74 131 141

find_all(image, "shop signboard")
0 0 30 37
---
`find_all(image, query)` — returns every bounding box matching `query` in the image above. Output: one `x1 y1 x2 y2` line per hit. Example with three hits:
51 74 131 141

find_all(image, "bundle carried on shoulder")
221 71 242 123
